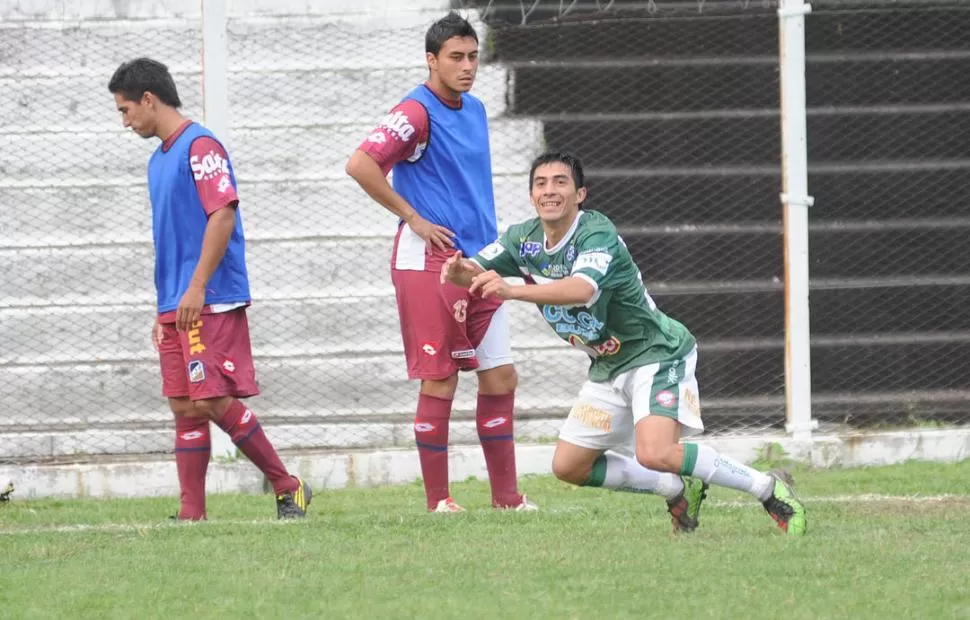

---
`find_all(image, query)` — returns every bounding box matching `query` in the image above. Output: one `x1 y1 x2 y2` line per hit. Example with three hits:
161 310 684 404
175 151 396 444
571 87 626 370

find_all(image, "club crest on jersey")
520 242 542 258
188 360 205 383
656 390 677 409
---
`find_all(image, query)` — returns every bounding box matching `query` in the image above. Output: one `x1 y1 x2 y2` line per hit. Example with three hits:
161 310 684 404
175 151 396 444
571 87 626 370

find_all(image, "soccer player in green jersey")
441 152 806 535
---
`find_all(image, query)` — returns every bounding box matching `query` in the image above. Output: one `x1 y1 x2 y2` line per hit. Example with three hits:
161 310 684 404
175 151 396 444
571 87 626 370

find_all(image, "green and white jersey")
472 210 696 382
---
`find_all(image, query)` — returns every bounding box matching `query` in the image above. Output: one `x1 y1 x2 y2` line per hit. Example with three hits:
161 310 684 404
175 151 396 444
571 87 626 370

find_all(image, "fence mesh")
803 0 970 429
2 0 969 464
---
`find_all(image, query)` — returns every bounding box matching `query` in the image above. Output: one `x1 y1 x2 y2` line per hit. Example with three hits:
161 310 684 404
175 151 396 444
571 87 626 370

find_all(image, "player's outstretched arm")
471 272 596 306
440 250 484 287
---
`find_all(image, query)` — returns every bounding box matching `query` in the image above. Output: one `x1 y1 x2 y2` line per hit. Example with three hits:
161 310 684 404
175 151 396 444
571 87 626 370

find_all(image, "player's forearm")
509 276 596 306
345 150 419 223
190 206 236 288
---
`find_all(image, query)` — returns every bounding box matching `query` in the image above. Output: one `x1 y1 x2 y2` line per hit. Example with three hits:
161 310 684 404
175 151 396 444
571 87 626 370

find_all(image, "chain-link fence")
803 0 970 428
3 0 969 464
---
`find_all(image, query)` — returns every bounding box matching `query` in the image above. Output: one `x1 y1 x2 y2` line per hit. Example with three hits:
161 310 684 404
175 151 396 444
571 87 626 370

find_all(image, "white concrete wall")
0 0 571 461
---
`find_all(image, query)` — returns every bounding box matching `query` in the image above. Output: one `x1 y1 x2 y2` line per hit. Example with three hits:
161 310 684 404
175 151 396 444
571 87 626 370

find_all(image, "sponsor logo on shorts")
667 360 681 385
453 299 468 323
180 431 204 441
414 422 435 433
483 417 507 429
568 403 613 432
422 343 438 356
451 349 475 359
188 360 205 383
222 359 235 374
241 409 253 425
520 241 542 258
656 390 677 409
683 388 701 417
188 319 206 355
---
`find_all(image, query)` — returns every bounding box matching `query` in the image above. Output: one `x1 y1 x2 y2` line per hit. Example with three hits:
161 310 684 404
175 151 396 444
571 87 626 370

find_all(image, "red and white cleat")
432 497 466 513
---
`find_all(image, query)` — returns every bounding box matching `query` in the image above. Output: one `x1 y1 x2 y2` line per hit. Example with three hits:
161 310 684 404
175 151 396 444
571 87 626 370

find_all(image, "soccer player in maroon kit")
346 13 535 512
108 58 310 519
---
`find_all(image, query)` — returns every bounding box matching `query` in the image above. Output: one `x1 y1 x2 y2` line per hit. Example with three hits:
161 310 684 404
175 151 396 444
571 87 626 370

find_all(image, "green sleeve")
470 230 523 278
570 228 622 289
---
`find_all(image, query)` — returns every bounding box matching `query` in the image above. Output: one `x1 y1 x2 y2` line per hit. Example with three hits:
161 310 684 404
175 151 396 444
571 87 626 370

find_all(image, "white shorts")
475 303 513 372
559 346 704 454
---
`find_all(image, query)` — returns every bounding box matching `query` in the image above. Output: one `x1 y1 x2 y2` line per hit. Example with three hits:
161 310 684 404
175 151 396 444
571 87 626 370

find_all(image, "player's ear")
576 186 588 204
142 91 154 109
426 51 437 72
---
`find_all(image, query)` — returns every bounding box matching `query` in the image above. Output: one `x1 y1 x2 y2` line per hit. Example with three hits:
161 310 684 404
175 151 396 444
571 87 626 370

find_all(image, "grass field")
2 460 969 619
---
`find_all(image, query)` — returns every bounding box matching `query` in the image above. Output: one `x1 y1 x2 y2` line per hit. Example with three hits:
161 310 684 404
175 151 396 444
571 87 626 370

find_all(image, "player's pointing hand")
469 270 513 300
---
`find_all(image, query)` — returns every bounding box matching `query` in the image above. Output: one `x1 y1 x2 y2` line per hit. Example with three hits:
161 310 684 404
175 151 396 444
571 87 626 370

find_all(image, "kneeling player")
441 151 806 535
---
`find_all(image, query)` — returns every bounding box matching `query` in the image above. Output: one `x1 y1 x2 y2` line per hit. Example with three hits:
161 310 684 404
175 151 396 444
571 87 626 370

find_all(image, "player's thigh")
159 322 190 399
558 379 635 456
469 299 513 374
391 268 463 381
178 309 260 401
626 347 704 444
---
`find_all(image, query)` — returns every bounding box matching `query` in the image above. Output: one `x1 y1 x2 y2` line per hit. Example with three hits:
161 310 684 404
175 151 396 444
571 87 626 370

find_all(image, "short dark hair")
529 151 586 192
425 11 478 55
107 57 182 108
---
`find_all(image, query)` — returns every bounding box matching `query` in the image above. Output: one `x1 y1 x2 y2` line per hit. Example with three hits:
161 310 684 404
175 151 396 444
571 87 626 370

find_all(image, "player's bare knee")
478 364 517 394
169 398 196 418
551 458 586 486
636 445 678 474
551 451 590 486
421 375 459 400
193 396 232 421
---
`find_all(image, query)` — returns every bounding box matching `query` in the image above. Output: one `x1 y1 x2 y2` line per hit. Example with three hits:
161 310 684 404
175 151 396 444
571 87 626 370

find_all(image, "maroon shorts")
158 308 259 401
392 268 506 381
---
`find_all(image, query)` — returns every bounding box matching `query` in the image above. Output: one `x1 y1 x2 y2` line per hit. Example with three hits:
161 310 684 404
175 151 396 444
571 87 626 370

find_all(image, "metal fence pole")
778 0 817 441
201 0 236 460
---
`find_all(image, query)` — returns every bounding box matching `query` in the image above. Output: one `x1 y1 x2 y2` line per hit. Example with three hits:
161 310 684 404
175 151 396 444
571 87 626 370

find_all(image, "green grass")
2 461 970 619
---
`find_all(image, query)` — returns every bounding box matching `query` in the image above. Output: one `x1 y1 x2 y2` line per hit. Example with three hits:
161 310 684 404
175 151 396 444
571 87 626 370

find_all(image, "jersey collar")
161 120 193 153
544 210 584 254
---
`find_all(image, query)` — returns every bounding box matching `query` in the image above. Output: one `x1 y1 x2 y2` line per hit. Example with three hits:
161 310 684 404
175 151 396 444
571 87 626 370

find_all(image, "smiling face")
530 161 588 225
427 35 479 97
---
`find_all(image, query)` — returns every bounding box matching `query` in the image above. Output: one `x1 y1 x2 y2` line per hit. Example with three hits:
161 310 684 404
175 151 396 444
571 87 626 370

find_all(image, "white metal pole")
778 0 817 441
201 0 237 460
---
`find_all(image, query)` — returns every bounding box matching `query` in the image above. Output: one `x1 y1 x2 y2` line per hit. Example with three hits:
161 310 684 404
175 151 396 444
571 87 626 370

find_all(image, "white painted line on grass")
1 494 967 536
